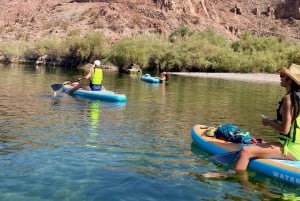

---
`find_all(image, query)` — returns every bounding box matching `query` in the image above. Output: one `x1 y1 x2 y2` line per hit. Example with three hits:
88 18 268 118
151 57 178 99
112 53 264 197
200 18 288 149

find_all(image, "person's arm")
82 68 93 80
83 73 91 80
262 95 293 134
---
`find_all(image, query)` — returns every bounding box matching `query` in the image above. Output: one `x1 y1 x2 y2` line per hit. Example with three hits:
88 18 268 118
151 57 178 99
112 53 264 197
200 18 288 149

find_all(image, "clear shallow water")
0 64 299 201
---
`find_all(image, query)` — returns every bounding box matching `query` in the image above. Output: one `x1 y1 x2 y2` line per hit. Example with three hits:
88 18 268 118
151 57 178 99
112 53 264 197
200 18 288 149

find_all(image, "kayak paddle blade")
51 84 63 91
211 151 239 165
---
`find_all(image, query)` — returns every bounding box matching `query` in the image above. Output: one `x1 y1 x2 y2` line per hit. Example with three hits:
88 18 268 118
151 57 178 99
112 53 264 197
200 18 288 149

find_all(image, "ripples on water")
0 64 299 201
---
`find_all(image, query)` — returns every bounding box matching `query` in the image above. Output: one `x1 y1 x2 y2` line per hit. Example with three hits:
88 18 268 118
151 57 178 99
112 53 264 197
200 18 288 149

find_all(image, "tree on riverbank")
0 27 299 73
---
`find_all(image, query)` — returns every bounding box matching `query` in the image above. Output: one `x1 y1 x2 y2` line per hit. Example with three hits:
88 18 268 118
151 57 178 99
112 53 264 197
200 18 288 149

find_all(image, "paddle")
211 151 239 165
51 83 64 91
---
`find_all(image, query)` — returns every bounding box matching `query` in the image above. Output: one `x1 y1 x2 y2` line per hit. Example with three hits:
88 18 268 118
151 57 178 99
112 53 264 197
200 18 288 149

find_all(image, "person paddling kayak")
67 60 105 93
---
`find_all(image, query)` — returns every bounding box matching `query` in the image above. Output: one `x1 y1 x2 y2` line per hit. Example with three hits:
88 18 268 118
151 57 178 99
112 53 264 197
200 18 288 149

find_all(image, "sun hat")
93 60 101 67
277 63 300 85
162 72 167 75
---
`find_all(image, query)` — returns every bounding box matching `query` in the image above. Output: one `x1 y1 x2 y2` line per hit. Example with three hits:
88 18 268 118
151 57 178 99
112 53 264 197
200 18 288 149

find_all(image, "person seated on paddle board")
67 60 105 93
159 72 168 83
204 63 300 178
234 63 300 171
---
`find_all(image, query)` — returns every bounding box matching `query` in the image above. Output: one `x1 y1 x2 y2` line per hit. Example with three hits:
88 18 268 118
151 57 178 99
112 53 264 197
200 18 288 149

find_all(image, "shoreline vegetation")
0 27 300 74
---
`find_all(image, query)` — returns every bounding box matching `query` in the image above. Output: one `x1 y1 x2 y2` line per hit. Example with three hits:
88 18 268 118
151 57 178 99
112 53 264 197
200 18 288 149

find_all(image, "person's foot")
202 170 235 178
202 172 228 178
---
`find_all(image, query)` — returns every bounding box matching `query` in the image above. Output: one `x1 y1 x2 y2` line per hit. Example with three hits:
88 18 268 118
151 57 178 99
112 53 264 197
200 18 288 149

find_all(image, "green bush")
33 38 65 59
62 31 108 66
0 41 27 57
107 34 169 71
1 26 299 72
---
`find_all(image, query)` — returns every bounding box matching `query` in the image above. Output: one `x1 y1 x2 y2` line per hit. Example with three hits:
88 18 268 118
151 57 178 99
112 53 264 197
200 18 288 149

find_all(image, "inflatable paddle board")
191 124 300 186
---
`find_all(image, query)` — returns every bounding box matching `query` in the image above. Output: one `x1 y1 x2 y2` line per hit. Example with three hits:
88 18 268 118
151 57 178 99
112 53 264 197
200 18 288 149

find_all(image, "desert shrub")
285 46 300 65
83 31 108 61
63 35 90 66
108 37 142 71
1 25 299 73
62 32 108 66
108 34 166 71
231 31 287 54
171 37 210 71
33 38 65 59
229 31 300 72
169 26 195 43
159 48 181 71
195 28 229 47
167 28 231 71
237 53 278 73
147 35 171 70
204 48 236 72
0 41 27 57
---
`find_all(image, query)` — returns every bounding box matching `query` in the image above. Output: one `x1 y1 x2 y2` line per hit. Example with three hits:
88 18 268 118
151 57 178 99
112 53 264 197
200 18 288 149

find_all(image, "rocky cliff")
0 0 299 44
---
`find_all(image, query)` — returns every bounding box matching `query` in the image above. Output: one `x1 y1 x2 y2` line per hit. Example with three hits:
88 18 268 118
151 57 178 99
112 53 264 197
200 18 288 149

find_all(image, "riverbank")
169 72 279 84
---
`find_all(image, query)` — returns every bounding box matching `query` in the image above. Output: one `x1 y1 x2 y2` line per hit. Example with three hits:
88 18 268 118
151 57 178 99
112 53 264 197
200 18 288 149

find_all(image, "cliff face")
0 0 299 43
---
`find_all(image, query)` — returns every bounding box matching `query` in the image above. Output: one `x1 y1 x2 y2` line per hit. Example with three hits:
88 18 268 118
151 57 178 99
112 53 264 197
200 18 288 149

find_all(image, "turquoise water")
0 64 299 200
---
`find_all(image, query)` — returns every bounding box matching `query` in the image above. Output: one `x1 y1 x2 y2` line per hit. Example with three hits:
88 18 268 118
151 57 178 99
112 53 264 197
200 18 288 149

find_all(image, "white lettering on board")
272 171 300 184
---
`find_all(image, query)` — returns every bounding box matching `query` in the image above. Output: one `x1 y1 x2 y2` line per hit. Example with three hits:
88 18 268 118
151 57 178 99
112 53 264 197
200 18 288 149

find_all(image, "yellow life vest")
91 67 103 85
279 115 300 144
288 116 300 144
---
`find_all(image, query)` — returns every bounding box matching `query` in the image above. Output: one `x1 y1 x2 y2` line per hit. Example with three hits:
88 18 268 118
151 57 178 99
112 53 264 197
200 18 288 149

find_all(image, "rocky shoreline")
169 72 279 84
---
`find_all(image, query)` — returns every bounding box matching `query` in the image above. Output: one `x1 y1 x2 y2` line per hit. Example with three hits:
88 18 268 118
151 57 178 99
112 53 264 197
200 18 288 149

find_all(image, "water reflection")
88 101 101 134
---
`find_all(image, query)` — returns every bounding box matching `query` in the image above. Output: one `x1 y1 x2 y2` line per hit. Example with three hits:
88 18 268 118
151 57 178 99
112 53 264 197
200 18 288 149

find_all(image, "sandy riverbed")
169 72 280 84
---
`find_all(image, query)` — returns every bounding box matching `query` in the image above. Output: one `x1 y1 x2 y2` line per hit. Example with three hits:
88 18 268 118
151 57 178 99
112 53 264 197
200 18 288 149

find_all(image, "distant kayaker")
159 71 169 83
67 60 105 93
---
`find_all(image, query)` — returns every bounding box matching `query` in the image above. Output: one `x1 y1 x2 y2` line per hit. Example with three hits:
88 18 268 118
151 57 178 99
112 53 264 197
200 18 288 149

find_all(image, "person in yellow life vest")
67 60 105 93
86 60 105 91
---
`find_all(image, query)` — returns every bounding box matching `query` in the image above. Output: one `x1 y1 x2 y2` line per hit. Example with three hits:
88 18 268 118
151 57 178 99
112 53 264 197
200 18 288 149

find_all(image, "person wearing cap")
67 60 105 93
234 63 300 171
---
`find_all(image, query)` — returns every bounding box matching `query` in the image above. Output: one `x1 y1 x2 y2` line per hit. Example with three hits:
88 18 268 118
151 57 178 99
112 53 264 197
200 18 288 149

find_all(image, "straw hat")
277 63 300 85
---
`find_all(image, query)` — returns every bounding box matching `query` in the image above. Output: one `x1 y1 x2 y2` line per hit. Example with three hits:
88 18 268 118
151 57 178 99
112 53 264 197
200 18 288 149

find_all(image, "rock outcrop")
0 0 299 44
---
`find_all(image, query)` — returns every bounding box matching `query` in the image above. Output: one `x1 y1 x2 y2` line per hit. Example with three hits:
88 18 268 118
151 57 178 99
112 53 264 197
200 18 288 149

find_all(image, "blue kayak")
141 74 161 83
191 124 300 186
62 82 126 102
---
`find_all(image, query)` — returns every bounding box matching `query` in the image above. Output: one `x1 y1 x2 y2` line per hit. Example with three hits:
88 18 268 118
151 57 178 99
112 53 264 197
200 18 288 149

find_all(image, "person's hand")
262 118 269 126
262 118 276 127
261 114 269 126
77 77 82 81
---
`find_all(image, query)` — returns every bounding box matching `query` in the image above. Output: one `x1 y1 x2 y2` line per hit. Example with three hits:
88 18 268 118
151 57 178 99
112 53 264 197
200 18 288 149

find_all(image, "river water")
0 63 299 200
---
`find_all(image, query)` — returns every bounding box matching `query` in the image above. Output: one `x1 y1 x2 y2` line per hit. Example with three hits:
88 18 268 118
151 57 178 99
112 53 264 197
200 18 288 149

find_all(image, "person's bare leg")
234 142 285 171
